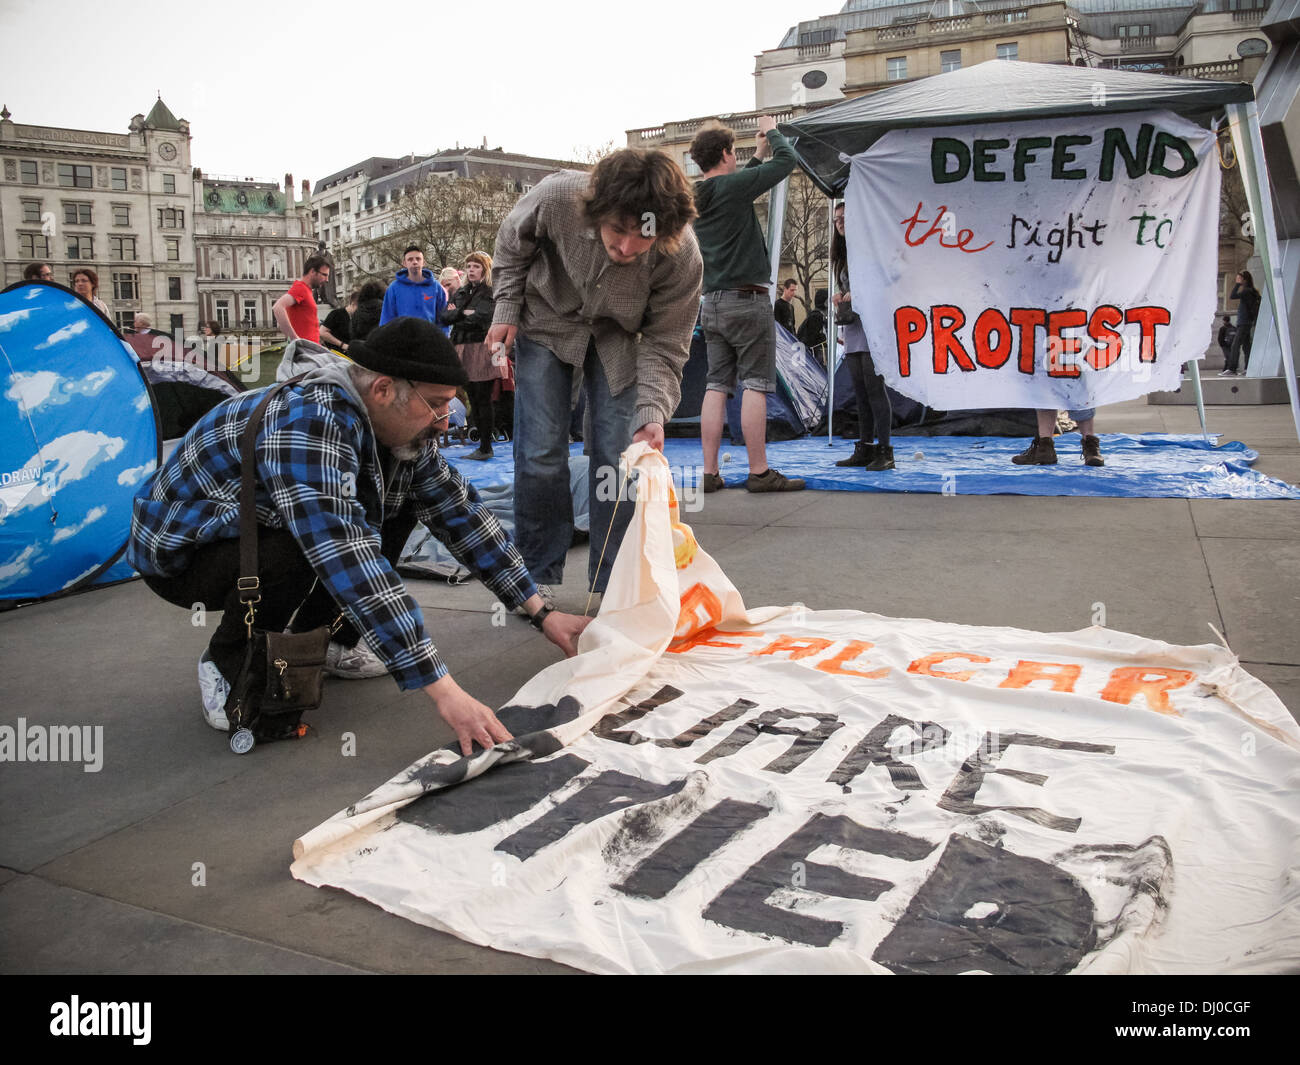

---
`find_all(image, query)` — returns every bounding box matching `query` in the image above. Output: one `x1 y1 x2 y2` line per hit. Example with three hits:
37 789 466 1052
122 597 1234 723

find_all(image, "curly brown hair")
582 149 696 254
689 124 735 174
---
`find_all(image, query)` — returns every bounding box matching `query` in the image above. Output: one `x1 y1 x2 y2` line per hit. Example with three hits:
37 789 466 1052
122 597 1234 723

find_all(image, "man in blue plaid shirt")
129 318 590 755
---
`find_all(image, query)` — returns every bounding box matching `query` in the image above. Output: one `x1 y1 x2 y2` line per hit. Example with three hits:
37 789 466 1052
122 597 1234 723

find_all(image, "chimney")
301 178 309 200
284 172 293 193
482 136 487 149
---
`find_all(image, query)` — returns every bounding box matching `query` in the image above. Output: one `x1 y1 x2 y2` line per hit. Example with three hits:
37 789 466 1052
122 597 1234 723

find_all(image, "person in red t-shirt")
273 254 331 343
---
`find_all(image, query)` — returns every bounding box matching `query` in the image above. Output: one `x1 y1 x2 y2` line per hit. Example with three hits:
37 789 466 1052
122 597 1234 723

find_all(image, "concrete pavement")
1 394 1296 974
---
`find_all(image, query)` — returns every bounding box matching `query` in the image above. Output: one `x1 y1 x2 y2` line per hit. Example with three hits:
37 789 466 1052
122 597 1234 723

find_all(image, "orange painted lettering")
816 640 889 679
907 651 991 683
753 635 835 661
999 660 1082 693
1099 666 1195 715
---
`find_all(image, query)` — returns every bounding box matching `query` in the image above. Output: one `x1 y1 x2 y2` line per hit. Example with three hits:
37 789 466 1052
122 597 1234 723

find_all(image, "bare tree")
779 171 830 313
338 174 520 283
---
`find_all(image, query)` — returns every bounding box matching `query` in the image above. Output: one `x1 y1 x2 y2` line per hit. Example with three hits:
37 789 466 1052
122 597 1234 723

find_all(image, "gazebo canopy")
780 60 1255 195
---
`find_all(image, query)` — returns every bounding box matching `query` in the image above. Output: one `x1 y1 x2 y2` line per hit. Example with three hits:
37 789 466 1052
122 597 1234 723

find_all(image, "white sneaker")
197 651 231 732
514 584 556 616
325 638 388 679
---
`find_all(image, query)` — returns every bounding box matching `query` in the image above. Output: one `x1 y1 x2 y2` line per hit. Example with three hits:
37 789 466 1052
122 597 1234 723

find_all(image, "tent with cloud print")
0 281 160 604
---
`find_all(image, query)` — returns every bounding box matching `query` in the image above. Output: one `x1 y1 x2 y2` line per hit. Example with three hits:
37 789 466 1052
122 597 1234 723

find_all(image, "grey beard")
391 443 422 462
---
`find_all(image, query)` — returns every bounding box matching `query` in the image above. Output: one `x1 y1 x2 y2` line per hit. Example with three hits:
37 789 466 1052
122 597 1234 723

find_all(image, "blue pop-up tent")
0 281 160 604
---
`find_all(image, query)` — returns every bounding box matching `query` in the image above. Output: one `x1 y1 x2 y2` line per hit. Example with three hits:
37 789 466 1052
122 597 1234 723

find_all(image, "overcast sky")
0 0 806 186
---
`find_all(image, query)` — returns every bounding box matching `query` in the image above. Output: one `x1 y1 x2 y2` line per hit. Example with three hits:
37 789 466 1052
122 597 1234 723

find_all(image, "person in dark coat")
1221 270 1261 376
797 288 828 366
321 289 357 352
350 280 387 343
440 251 499 459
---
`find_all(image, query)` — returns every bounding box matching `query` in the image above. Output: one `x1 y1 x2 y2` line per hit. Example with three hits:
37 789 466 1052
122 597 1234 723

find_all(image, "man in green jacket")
691 116 804 493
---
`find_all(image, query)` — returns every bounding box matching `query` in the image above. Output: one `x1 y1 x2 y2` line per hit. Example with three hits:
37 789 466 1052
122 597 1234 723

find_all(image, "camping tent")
776 61 1300 443
0 281 160 604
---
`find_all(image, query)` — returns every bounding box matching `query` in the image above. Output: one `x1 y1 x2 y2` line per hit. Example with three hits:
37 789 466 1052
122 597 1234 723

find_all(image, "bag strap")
237 377 303 635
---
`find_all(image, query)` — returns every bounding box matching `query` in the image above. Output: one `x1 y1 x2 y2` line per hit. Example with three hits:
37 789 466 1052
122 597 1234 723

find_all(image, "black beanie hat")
347 316 468 386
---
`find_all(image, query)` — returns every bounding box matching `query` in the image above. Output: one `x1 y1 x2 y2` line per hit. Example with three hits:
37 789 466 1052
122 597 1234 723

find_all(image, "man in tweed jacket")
487 149 703 596
130 319 589 755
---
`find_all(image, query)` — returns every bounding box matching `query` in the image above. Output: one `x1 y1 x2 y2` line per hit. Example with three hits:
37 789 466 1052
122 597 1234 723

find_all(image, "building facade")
754 0 1272 106
313 146 583 296
633 0 1272 317
193 172 318 335
0 98 197 332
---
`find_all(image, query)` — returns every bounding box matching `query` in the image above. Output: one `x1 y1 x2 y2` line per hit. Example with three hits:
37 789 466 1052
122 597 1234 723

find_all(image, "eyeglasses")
408 382 451 423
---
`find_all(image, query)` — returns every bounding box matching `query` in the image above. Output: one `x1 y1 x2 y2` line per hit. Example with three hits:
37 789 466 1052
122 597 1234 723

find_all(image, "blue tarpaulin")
442 434 1299 500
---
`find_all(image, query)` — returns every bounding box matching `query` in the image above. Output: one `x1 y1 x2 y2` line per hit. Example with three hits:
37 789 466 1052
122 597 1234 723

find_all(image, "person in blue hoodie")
380 245 449 333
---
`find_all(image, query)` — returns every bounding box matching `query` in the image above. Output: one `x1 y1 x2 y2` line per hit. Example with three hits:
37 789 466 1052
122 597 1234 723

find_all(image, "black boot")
1081 435 1104 467
835 442 874 467
1011 436 1058 465
864 444 895 471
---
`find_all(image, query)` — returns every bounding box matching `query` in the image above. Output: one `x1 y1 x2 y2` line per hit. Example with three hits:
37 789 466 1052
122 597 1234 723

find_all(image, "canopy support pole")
1229 101 1300 444
826 196 838 445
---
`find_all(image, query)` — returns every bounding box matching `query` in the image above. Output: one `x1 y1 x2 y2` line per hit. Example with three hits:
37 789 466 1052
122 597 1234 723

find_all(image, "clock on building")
158 142 177 161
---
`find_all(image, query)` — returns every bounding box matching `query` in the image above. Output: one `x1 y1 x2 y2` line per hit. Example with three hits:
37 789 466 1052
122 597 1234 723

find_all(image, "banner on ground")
293 445 1300 974
844 110 1220 412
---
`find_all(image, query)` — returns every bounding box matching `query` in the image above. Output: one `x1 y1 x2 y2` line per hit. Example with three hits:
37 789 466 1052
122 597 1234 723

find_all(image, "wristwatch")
529 603 555 632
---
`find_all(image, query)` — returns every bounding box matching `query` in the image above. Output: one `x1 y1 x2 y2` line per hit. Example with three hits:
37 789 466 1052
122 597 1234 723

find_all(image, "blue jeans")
512 333 636 593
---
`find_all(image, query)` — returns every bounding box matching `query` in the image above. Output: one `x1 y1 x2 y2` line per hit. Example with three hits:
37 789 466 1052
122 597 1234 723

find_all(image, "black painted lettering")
696 707 844 773
827 713 952 791
591 685 684 745
972 138 1009 182
931 138 970 184
615 798 771 899
873 835 1097 974
937 731 1115 832
496 769 687 861
1149 131 1197 178
654 697 757 749
1012 137 1053 182
1099 123 1153 182
1050 135 1091 180
397 752 591 834
703 813 937 948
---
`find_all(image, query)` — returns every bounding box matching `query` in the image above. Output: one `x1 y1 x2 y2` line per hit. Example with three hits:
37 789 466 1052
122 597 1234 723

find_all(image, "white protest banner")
292 446 1300 974
844 110 1220 412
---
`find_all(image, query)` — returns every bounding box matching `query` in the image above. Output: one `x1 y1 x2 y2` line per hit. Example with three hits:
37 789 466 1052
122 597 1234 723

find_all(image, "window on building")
165 238 180 261
941 49 962 73
111 205 130 226
110 236 136 261
21 200 41 223
114 311 135 331
887 56 908 81
163 173 176 194
158 207 185 228
241 259 258 280
168 276 182 301
170 313 184 333
20 233 50 258
242 300 258 327
343 198 351 213
268 262 284 280
66 235 93 259
110 167 128 191
57 163 92 188
215 300 231 328
112 271 138 301
63 202 92 226
20 160 39 185
997 42 1019 61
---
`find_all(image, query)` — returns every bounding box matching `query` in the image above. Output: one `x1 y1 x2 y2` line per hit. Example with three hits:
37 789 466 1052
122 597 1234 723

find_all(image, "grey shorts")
701 290 776 395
